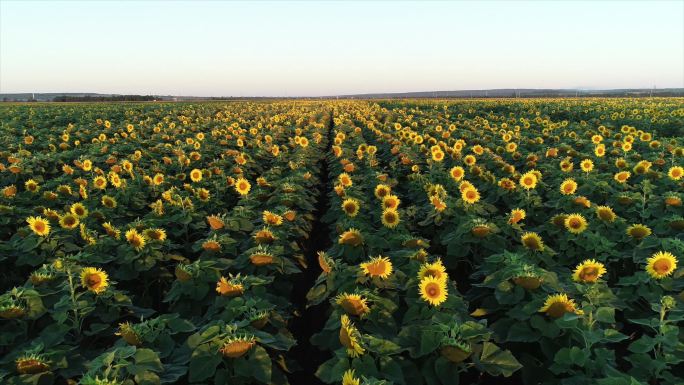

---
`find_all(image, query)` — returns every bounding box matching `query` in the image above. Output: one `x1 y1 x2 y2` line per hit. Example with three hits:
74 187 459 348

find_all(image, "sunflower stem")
66 266 81 338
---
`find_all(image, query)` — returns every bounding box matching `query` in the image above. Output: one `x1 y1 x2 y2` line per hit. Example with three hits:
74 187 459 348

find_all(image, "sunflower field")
0 98 682 385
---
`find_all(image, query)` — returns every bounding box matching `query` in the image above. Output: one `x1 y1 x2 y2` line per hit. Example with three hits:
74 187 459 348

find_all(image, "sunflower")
539 294 582 318
93 175 108 190
254 228 276 244
262 211 283 225
80 267 109 294
125 229 147 251
207 215 225 230
572 259 607 283
614 171 631 184
220 335 256 358
419 275 448 306
152 173 164 186
216 276 244 296
249 251 275 266
382 195 401 210
336 293 370 317
338 172 353 187
15 354 50 375
318 251 334 273
449 166 465 181
339 315 365 357
360 256 393 279
27 216 50 236
59 213 80 229
560 178 577 195
509 208 526 224
627 224 651 240
144 228 167 241
374 184 391 199
519 171 538 190
580 159 594 173
339 228 364 246
595 205 616 222
645 251 678 279
342 369 361 385
594 144 606 157
235 177 251 195
461 187 480 204
418 258 447 281
116 322 142 346
70 203 88 218
564 214 588 234
521 232 544 251
431 196 447 212
381 208 400 228
101 195 117 208
341 198 360 217
24 179 40 193
668 166 683 181
189 168 202 182
102 222 121 239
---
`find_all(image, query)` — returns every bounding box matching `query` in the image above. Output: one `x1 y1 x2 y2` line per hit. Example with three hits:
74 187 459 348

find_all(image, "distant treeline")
52 95 158 102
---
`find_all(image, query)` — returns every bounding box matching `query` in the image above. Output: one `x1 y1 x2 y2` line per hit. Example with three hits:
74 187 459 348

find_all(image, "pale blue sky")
1 0 683 96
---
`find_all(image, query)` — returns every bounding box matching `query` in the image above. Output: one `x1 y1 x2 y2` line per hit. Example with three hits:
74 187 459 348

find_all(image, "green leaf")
595 307 615 323
434 357 460 385
366 335 402 355
315 356 349 383
132 348 163 373
628 336 656 354
569 346 587 367
478 342 522 377
188 345 221 382
250 345 272 384
603 329 629 343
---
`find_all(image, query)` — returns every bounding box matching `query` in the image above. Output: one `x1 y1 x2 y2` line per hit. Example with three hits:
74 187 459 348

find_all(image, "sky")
1 0 683 97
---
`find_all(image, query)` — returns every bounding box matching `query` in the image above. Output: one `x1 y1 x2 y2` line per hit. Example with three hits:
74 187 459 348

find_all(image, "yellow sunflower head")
235 177 251 195
668 166 683 181
339 228 364 247
70 203 88 219
220 335 256 358
509 208 526 224
125 229 147 251
539 293 582 318
560 178 577 195
572 259 607 283
418 258 447 281
59 213 80 229
339 314 365 358
360 256 393 279
341 198 360 217
519 172 538 190
80 267 109 294
216 276 244 297
335 293 370 317
461 187 480 204
189 168 203 182
27 216 50 237
521 232 544 251
419 275 448 306
627 224 652 240
564 214 588 234
382 194 401 210
646 251 678 280
449 166 465 181
595 206 617 222
374 184 391 199
342 369 361 385
381 208 400 228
